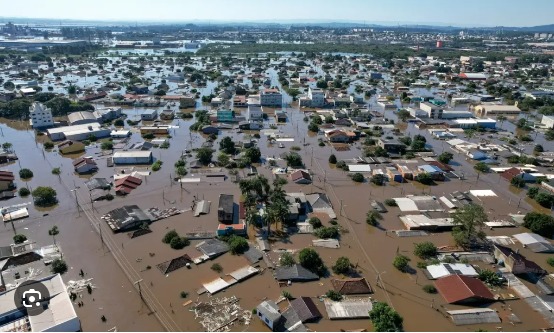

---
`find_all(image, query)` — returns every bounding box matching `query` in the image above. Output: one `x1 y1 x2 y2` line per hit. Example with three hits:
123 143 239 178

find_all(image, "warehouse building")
67 111 98 125
112 151 153 165
47 123 111 141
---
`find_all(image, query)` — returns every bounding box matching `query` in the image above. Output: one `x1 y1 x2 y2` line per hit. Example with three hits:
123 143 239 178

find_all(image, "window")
264 318 269 324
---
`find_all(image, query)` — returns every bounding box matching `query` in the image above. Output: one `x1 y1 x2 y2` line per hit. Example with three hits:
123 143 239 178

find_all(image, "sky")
0 0 553 27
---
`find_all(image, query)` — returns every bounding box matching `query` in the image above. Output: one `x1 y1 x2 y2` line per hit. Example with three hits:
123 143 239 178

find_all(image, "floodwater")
2 53 554 331
1 100 552 332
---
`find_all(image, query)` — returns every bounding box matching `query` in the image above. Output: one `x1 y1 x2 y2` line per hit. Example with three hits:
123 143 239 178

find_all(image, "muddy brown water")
0 102 552 331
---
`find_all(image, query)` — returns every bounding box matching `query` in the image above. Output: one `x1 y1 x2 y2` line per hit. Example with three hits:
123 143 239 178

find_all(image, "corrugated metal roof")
447 308 500 325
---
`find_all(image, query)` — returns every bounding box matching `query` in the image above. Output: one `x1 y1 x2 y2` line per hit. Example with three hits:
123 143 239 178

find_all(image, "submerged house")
494 244 546 275
218 194 234 223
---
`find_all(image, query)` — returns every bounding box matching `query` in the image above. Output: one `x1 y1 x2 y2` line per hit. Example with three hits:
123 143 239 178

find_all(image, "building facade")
29 102 53 129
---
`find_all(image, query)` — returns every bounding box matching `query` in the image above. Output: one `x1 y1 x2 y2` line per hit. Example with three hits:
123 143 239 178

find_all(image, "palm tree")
48 225 59 245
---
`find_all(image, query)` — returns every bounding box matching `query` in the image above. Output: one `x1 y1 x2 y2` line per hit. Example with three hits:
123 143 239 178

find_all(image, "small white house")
256 301 281 331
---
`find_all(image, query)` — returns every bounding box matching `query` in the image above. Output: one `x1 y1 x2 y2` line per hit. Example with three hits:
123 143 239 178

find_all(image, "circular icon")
13 279 50 316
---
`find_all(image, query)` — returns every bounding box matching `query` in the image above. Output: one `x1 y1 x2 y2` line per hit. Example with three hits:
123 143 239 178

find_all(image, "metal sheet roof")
447 308 500 325
324 297 373 319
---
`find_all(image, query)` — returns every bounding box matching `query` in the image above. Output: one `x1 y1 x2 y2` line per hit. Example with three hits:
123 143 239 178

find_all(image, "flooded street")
0 95 551 332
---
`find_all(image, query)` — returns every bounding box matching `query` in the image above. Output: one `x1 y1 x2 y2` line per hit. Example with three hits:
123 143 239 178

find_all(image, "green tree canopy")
298 248 326 276
369 302 404 332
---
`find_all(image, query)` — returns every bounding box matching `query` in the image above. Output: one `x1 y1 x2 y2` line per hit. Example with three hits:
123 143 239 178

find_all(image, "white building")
419 102 444 119
426 263 479 279
542 115 554 129
0 274 81 332
247 105 263 121
29 102 53 129
47 123 111 141
308 87 325 107
67 111 97 125
113 151 153 165
140 109 158 121
260 89 282 106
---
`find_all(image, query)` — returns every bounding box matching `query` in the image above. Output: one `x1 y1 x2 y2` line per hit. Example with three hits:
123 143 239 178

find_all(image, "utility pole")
134 279 144 301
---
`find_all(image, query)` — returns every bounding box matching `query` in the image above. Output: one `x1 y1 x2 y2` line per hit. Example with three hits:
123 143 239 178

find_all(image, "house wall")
0 180 12 191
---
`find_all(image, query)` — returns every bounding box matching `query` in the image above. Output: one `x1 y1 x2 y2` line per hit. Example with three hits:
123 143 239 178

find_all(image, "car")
279 143 284 148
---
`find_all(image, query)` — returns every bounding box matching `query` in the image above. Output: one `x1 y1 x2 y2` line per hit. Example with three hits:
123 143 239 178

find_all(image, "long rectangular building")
47 123 110 141
112 151 153 165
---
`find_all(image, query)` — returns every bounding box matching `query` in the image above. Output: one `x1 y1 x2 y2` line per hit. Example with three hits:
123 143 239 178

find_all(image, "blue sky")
0 0 552 27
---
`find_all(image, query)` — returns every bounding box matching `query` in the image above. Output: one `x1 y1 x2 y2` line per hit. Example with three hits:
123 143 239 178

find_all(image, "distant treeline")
197 42 523 60
0 93 94 120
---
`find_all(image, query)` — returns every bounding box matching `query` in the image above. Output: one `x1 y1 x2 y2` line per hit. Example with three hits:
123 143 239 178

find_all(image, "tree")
534 144 544 154
284 152 303 167
371 174 386 186
478 269 504 286
308 217 322 229
13 234 27 244
438 152 453 164
325 290 343 301
51 167 61 175
511 177 526 188
397 109 410 122
280 252 296 267
384 199 397 206
228 235 249 254
332 257 351 275
314 226 339 239
413 242 437 259
114 119 124 127
474 162 489 173
316 80 328 89
211 263 223 273
48 226 59 245
366 210 381 226
162 230 179 244
547 257 554 267
416 172 433 185
422 284 437 293
43 141 54 149
3 81 15 90
31 186 57 207
67 84 77 94
369 302 404 332
535 192 554 208
196 147 213 165
51 258 68 274
393 254 410 272
219 136 236 154
170 236 190 250
101 141 113 150
243 147 261 164
308 122 319 132
523 212 554 238
528 187 539 199
19 168 33 179
175 166 187 177
411 137 426 151
350 173 364 183
298 248 326 276
328 154 337 164
18 187 30 197
451 204 488 248
217 153 230 167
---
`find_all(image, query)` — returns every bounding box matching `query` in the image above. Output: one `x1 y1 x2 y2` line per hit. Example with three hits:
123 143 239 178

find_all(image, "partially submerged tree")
451 204 488 249
369 302 403 332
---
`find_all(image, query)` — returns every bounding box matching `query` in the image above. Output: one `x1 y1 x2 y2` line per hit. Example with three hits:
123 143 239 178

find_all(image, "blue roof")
419 165 442 173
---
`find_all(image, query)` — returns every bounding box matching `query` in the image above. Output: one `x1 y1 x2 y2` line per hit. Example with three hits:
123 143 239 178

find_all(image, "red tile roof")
114 175 142 189
331 277 373 295
0 171 14 182
434 275 494 304
290 170 311 182
501 167 522 181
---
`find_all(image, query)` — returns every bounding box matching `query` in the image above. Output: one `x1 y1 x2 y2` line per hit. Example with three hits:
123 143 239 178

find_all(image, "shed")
289 297 322 323
112 151 153 165
324 297 373 320
331 277 373 295
425 263 479 280
274 264 319 282
513 233 554 253
194 200 211 217
446 308 500 326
